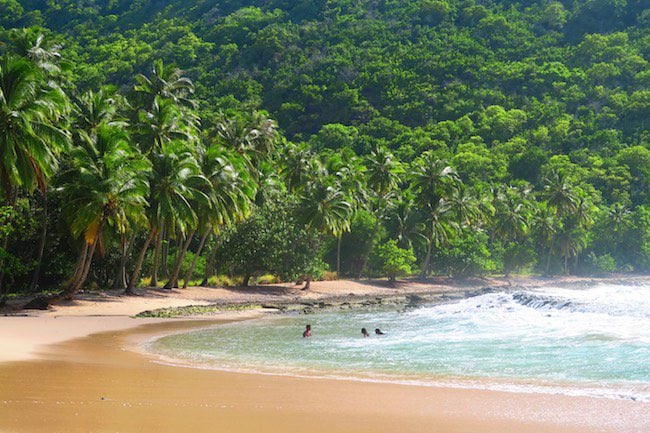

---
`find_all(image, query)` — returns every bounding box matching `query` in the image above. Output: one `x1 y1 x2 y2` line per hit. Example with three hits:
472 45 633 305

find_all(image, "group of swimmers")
303 324 384 338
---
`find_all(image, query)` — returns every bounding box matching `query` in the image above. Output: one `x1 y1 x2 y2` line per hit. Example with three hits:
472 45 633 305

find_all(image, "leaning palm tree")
280 142 316 193
128 143 202 291
56 125 149 299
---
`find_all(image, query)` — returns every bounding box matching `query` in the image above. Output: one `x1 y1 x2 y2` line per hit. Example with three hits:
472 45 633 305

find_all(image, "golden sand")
1 317 648 433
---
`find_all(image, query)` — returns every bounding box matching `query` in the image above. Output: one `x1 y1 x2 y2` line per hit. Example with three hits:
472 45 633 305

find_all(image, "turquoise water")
147 283 650 401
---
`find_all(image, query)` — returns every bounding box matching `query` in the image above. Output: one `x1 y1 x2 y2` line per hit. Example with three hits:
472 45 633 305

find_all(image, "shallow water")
147 283 650 402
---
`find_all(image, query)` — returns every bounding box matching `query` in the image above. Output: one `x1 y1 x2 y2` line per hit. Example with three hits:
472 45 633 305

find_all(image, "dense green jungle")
0 0 648 305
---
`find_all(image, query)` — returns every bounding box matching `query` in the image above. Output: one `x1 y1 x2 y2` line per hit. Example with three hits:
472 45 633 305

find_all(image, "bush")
586 253 617 273
373 240 416 282
434 231 496 277
256 273 280 284
207 275 238 287
320 270 338 281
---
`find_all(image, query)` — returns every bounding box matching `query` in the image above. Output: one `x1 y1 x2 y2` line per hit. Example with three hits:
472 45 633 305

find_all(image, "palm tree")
0 54 69 301
57 124 149 299
183 143 256 288
214 111 279 177
541 171 578 273
358 147 403 277
492 185 534 242
280 142 316 192
388 196 426 251
299 175 353 279
134 59 197 111
9 29 64 78
411 153 460 277
0 55 69 200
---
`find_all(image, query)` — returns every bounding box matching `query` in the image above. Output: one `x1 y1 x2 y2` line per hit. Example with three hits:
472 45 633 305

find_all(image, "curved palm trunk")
69 237 99 295
29 193 48 291
164 230 195 289
69 242 89 289
183 228 210 289
126 229 156 294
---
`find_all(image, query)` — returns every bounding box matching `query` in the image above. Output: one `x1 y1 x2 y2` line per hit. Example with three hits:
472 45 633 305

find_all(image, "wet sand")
1 318 648 433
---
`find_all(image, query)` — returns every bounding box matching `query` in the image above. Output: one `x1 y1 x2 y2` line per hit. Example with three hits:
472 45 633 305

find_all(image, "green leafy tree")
373 240 416 283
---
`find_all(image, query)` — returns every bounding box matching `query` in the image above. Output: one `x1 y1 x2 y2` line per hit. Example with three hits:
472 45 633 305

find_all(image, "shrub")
373 240 416 282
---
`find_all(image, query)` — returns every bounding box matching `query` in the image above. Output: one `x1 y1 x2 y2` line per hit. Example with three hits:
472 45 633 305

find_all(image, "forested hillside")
0 1 648 303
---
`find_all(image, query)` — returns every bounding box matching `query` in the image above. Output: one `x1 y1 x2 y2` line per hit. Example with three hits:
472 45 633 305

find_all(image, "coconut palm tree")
134 59 197 111
214 111 279 177
0 54 69 300
358 147 403 277
411 153 460 277
127 143 205 291
541 171 578 273
57 124 149 298
280 142 316 192
492 185 534 242
184 143 257 287
0 55 69 200
387 196 426 251
299 175 353 279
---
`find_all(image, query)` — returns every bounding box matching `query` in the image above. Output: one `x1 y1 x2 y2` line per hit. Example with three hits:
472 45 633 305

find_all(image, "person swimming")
303 324 312 338
361 328 370 337
374 328 385 335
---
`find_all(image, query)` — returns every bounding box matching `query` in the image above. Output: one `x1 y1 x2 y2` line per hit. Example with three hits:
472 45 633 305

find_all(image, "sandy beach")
1 277 649 433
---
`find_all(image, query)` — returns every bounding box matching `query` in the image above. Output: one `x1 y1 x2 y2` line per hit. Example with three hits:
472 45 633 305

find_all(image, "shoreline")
3 274 648 363
2 317 649 433
1 276 649 433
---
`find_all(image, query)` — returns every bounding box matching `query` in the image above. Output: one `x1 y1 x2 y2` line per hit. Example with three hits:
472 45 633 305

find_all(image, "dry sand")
1 277 649 433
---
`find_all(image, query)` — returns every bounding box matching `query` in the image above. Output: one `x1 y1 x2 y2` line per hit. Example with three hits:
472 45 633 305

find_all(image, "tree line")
0 1 649 306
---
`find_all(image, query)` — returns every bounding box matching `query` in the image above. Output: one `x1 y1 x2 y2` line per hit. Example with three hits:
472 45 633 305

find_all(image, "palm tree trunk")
564 253 569 276
183 228 210 289
73 238 99 291
164 230 195 289
126 229 156 294
336 233 342 277
69 241 89 290
29 192 48 291
419 237 434 278
0 236 10 306
161 228 169 278
149 222 165 287
358 196 382 278
113 233 135 290
201 240 218 286
545 234 555 274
